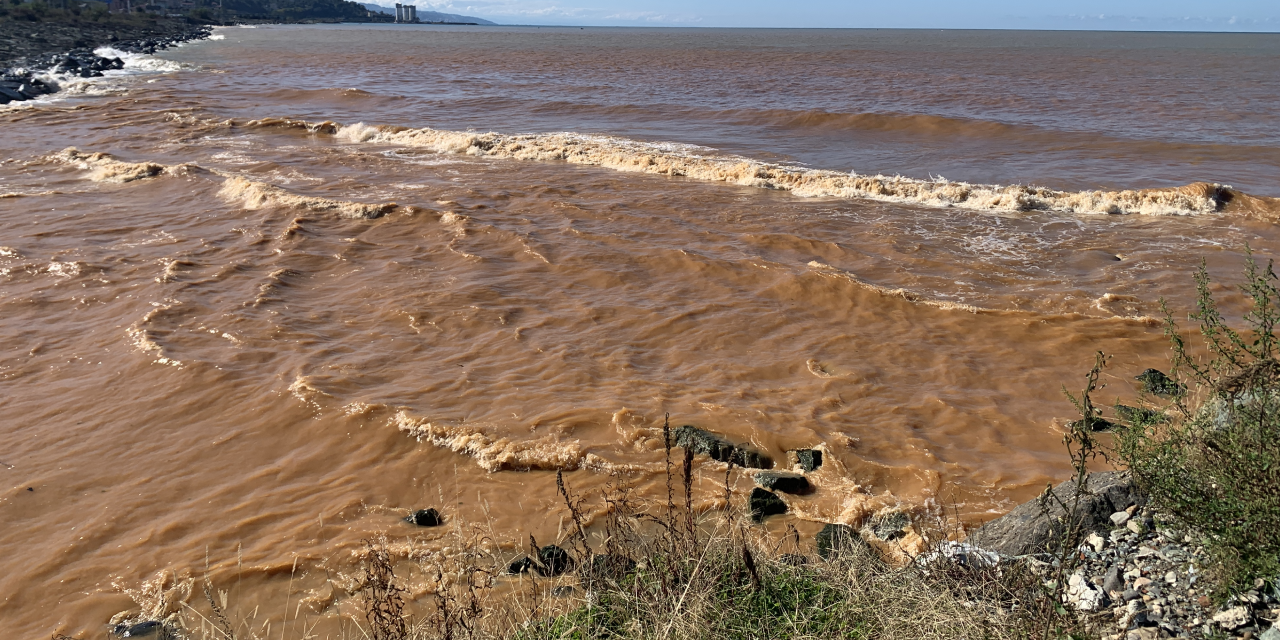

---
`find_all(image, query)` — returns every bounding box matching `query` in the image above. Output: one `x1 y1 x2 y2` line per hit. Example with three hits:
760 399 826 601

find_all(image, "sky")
414 0 1280 30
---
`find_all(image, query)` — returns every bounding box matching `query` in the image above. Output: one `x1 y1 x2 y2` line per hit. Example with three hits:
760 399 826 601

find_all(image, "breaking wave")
308 120 1275 218
51 148 173 183
217 176 401 219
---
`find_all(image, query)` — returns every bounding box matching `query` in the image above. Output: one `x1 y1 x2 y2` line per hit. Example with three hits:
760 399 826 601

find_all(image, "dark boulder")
674 425 771 469
1135 369 1184 397
507 556 534 575
753 471 810 494
816 523 867 560
749 487 787 523
0 86 25 102
969 471 1143 557
793 449 822 471
536 544 574 577
406 508 443 527
111 620 162 637
1068 416 1118 432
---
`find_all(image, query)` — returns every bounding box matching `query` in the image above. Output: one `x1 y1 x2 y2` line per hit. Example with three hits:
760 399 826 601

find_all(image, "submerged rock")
1068 415 1118 432
536 544 574 577
793 448 822 471
753 471 809 494
406 508 443 527
674 425 771 469
871 511 910 541
506 556 534 575
1135 368 1184 397
111 620 162 637
1116 404 1166 424
749 487 786 523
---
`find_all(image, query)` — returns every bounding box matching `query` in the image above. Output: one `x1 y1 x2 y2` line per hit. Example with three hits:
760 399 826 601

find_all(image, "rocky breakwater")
0 24 211 105
971 471 1279 640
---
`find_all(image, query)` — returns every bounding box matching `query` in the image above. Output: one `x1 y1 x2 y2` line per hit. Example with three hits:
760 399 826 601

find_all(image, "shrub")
1114 251 1280 597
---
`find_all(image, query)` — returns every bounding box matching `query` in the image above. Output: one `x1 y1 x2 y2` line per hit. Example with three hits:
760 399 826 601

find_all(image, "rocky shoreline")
0 19 212 105
973 471 1279 640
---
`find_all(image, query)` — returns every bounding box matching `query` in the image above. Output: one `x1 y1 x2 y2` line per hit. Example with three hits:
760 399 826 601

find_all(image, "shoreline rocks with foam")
0 22 212 105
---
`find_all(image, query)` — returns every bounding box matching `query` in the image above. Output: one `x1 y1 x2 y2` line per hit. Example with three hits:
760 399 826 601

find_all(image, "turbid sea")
2 24 1279 638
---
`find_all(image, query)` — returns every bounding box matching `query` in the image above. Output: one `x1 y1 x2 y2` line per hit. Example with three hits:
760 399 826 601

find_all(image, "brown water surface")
3 25 1280 638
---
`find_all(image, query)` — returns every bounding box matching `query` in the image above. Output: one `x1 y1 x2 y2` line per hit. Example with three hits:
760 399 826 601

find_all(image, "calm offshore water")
2 25 1279 637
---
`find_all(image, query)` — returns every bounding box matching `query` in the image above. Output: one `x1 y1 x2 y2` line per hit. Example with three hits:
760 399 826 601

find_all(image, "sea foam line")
305 121 1258 218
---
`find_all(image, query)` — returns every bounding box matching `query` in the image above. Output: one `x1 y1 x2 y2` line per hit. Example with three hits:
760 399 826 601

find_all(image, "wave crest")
321 122 1273 218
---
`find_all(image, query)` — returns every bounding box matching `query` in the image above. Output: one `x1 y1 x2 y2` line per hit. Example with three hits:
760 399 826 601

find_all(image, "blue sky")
416 0 1279 29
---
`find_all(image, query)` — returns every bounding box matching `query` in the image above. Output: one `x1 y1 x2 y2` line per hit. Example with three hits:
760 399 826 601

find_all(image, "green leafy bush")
1115 252 1280 597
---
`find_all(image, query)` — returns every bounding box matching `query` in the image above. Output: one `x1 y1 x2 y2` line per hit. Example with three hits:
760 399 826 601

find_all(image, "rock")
969 471 1143 556
1123 590 1142 602
1259 627 1280 640
507 556 534 575
0 86 25 102
816 523 863 560
536 545 574 577
753 471 809 494
1111 511 1132 526
1104 564 1124 594
1213 606 1251 630
1116 404 1166 424
1068 572 1107 611
550 585 576 597
793 449 822 471
871 511 911 541
1164 571 1177 585
112 621 162 637
1134 577 1153 590
1126 628 1159 640
674 425 771 469
1135 369 1184 397
1127 519 1146 535
1069 416 1118 432
749 487 786 523
1086 532 1107 552
406 508 443 527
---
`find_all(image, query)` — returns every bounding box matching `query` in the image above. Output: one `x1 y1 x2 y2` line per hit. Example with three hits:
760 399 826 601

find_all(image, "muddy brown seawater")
2 25 1279 638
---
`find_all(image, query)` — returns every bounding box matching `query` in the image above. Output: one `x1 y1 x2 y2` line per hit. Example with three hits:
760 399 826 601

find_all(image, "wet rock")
970 470 1142 556
1068 416 1118 432
871 511 910 541
816 523 864 560
406 508 442 527
506 556 533 575
1116 404 1166 424
793 449 822 471
0 86 24 102
111 620 162 637
749 487 786 522
550 585 576 597
1135 369 1184 397
536 544 574 577
753 471 809 494
674 425 771 469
